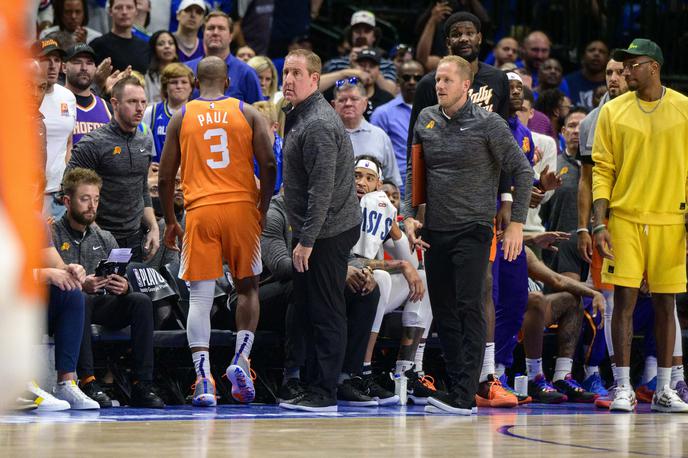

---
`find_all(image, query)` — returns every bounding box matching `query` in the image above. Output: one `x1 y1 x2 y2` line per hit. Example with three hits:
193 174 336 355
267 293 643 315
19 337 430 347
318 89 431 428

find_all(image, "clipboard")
411 143 426 207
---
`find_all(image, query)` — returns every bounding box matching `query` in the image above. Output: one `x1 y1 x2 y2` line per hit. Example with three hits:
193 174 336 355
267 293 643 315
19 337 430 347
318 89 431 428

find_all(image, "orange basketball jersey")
179 97 257 210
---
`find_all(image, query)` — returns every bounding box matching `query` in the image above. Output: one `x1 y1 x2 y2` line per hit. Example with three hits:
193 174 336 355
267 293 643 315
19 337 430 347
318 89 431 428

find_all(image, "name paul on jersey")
197 110 229 127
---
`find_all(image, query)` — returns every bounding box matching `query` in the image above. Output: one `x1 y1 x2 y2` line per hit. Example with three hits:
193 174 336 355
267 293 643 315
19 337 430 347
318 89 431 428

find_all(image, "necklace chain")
636 86 666 114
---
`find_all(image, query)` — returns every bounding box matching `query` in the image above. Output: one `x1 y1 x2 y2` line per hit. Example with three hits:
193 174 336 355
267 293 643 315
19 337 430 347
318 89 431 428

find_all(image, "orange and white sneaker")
406 370 437 405
635 377 656 403
475 375 518 408
226 354 256 403
191 376 217 407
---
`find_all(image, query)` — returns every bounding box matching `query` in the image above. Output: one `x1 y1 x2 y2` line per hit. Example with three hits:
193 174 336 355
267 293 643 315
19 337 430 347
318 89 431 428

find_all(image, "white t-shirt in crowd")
40 84 76 193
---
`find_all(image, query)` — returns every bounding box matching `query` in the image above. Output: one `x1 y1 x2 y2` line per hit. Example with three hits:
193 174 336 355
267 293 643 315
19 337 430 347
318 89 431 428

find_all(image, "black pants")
228 280 293 332
115 229 144 262
292 225 360 398
285 281 380 375
424 224 492 404
77 292 155 382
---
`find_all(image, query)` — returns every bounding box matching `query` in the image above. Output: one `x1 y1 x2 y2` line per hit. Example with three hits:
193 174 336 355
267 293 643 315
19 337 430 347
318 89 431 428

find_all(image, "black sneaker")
130 382 165 408
553 374 598 403
354 374 399 406
405 370 437 405
528 374 567 404
278 378 307 403
81 380 113 408
337 378 377 407
426 390 472 415
279 386 337 412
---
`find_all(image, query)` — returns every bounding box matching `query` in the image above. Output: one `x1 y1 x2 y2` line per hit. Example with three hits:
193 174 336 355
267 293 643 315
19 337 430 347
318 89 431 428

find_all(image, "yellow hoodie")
592 88 688 225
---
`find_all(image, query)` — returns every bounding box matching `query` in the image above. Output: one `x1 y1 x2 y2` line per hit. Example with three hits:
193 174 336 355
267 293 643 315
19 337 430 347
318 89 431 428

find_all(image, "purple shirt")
508 116 535 166
73 95 111 143
186 52 263 103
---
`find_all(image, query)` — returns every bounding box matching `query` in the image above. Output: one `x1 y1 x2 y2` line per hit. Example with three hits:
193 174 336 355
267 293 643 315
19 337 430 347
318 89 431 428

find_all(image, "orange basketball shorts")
180 201 262 282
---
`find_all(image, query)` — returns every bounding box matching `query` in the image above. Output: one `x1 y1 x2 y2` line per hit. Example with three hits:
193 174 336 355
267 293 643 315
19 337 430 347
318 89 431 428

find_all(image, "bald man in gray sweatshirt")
403 56 532 415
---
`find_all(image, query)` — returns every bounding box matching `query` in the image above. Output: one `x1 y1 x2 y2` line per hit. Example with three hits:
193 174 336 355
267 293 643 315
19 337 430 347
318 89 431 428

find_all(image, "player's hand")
83 274 109 294
593 227 614 260
104 65 132 95
94 57 113 91
529 187 545 208
292 243 313 273
105 274 129 296
66 263 87 284
73 26 87 43
577 230 593 264
431 1 453 24
361 269 376 296
164 221 184 252
495 201 512 239
401 262 425 302
539 164 562 191
143 227 160 261
404 217 430 251
502 222 524 262
528 231 570 251
42 268 82 291
591 292 605 319
346 266 366 293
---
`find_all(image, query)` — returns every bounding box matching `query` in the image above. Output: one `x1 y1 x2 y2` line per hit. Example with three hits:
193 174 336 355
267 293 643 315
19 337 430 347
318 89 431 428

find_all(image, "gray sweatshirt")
282 91 361 246
403 100 532 230
260 194 292 281
65 120 153 238
51 215 119 274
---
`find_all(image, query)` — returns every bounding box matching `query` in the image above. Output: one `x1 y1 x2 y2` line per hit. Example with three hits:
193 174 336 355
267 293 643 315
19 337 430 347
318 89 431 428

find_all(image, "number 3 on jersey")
204 127 230 169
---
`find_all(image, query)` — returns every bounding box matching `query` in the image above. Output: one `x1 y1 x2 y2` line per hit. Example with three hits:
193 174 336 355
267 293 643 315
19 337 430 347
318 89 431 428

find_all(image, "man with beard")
522 30 551 88
565 40 609 110
63 44 112 143
534 58 570 98
66 76 159 263
592 39 688 412
371 60 424 195
52 167 164 408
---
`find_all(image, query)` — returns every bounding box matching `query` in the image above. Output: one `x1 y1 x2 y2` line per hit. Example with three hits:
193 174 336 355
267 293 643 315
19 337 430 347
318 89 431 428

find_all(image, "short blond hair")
285 49 321 75
160 63 194 100
253 101 278 123
438 55 474 83
205 11 233 30
247 56 278 98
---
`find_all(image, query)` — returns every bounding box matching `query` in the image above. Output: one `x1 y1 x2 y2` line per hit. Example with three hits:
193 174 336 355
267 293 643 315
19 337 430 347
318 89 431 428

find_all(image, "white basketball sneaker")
609 385 636 412
651 385 688 413
26 381 70 411
53 380 100 410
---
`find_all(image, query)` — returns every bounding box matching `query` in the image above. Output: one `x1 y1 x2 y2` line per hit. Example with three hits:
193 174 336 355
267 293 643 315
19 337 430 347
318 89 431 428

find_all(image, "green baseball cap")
612 38 664 66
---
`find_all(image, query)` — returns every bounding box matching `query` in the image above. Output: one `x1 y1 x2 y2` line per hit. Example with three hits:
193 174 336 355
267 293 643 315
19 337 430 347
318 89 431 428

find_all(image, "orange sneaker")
226 355 257 403
635 384 654 403
191 376 217 407
475 375 518 408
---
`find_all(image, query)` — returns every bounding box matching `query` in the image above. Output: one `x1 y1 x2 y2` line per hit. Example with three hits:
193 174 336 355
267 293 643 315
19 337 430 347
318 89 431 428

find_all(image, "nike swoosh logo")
460 127 470 131
140 148 146 152
92 246 101 251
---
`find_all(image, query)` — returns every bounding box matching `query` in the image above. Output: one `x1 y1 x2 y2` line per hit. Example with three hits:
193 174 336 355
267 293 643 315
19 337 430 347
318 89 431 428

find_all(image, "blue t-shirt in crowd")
186 53 263 103
565 70 605 110
150 101 173 162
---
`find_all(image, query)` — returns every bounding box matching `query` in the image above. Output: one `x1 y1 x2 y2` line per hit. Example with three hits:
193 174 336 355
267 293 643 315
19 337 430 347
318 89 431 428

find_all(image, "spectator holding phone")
52 167 164 408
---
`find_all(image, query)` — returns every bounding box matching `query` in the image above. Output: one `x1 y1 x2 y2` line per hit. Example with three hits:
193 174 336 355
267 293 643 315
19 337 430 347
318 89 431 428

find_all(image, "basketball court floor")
2 403 686 456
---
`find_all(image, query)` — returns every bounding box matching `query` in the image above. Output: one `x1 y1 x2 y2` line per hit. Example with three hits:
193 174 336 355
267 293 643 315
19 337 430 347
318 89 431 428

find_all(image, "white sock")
657 367 672 391
671 365 685 389
192 351 211 379
479 342 495 382
553 357 573 382
235 330 254 359
495 363 506 378
584 365 599 379
617 366 630 388
526 358 543 381
395 359 414 376
642 356 657 384
414 342 426 372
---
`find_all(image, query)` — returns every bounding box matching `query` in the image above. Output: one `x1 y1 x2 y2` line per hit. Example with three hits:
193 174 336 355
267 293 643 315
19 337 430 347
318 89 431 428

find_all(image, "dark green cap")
612 38 664 66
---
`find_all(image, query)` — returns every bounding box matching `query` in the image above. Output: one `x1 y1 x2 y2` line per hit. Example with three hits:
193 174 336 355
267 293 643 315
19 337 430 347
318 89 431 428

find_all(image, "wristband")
592 224 607 234
500 193 513 202
576 228 589 234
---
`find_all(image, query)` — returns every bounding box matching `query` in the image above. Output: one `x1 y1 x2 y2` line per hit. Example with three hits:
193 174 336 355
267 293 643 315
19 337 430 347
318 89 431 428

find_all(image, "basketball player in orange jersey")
159 56 276 406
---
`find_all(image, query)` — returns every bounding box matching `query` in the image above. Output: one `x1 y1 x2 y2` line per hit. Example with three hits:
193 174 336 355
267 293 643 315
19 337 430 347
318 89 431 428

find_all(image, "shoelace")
535 378 558 392
561 378 586 392
419 375 436 391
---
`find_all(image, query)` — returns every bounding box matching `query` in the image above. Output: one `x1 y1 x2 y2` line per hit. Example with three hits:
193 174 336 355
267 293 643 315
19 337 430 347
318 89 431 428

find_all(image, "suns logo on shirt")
60 242 70 251
113 146 122 155
522 137 531 153
60 103 69 117
425 120 435 129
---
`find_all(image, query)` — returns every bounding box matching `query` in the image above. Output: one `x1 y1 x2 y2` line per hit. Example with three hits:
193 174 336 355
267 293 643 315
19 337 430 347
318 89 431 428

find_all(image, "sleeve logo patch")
425 120 435 129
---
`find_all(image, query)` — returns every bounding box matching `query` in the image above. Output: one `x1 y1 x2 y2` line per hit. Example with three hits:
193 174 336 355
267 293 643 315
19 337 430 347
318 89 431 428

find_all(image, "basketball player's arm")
158 110 184 251
591 107 614 260
577 163 594 263
350 257 425 302
525 247 605 317
243 105 276 225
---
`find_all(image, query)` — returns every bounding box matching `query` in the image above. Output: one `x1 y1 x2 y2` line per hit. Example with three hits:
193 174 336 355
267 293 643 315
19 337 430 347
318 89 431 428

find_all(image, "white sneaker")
53 380 100 410
651 385 688 413
610 385 636 412
27 381 70 411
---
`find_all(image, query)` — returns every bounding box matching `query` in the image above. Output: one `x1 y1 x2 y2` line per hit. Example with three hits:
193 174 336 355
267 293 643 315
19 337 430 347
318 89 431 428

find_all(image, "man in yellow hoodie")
592 39 688 413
